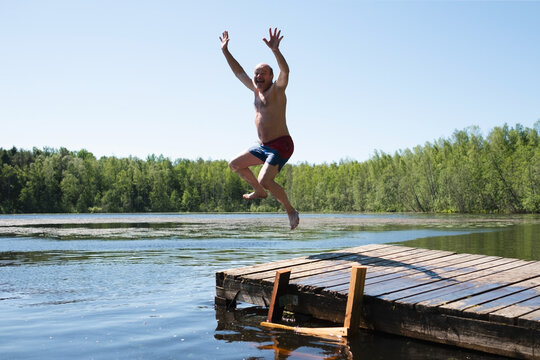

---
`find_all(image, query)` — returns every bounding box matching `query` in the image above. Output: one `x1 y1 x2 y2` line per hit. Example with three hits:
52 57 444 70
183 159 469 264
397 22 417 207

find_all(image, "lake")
0 213 538 359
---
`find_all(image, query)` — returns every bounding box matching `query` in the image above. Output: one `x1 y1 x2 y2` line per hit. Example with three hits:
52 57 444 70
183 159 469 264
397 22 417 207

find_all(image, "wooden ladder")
261 265 367 338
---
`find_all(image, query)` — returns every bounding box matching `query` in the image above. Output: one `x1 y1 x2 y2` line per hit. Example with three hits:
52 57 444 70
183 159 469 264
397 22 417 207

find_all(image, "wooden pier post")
267 268 291 323
344 266 367 335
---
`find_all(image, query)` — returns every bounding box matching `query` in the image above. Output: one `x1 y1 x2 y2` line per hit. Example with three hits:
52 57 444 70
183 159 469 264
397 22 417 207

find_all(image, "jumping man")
220 28 299 230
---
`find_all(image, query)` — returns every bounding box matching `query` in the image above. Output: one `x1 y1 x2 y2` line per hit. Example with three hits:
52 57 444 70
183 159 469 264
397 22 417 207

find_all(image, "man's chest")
254 90 272 108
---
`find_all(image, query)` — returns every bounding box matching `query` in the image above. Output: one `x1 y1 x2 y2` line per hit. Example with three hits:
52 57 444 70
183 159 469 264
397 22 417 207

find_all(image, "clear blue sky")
1 1 539 164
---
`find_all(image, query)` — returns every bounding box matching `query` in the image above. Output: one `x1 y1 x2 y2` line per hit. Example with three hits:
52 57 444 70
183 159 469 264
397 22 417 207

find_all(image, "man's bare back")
220 28 299 230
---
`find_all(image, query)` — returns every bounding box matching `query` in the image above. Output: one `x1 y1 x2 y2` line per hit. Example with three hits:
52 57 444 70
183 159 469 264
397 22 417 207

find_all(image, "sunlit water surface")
0 213 538 359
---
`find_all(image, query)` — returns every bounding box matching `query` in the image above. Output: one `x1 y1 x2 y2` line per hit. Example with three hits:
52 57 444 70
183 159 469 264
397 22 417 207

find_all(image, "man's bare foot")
288 211 299 230
243 191 268 200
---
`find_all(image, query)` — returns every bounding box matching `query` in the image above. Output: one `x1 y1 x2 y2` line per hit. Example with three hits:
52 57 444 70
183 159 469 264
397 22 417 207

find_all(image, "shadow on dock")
307 252 446 281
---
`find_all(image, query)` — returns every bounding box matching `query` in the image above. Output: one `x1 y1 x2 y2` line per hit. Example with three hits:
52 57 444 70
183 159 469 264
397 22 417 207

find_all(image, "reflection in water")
214 306 508 360
399 223 540 261
215 306 352 359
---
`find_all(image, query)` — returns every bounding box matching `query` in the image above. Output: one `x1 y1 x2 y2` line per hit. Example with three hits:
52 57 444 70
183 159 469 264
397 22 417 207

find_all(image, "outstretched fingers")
269 27 283 39
263 27 283 50
220 30 229 49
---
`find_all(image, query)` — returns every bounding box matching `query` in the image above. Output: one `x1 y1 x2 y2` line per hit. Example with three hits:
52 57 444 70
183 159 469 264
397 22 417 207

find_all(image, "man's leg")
258 163 300 230
229 151 267 199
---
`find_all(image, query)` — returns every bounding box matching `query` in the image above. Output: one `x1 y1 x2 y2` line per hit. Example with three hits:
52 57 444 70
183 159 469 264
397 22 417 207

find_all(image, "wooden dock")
215 244 540 359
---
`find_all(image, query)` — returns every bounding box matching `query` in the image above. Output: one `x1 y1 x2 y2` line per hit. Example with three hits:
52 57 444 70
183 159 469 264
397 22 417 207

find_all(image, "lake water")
0 213 538 359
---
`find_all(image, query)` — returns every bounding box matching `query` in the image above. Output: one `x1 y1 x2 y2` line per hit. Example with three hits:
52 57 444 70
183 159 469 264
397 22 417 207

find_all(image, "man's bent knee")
229 159 244 172
258 175 277 190
258 164 279 189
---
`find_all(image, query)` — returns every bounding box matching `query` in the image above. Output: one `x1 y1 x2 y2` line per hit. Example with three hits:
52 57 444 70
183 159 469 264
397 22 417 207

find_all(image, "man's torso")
254 83 289 143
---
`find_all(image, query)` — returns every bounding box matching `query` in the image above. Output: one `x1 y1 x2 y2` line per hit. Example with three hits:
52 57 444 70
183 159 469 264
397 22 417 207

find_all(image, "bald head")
255 63 273 76
253 63 274 91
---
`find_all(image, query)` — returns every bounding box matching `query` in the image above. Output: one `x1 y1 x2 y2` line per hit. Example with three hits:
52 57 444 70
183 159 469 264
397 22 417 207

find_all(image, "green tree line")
1 123 539 214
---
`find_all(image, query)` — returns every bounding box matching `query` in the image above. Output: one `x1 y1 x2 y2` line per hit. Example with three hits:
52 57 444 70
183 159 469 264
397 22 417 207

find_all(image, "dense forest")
1 123 539 214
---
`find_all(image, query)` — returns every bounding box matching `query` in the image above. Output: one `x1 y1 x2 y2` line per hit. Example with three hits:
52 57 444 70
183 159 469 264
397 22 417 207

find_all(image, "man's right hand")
219 31 230 50
220 30 255 92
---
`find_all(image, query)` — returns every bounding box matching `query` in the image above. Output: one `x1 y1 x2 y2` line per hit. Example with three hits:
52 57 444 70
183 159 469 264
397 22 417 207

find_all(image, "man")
220 28 299 230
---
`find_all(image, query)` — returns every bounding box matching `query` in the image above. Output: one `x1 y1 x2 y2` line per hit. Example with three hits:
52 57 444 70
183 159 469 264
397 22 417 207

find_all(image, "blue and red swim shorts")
249 135 294 171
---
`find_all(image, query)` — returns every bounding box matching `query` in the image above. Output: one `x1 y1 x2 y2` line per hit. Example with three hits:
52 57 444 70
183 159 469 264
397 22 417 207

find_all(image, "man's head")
253 63 274 91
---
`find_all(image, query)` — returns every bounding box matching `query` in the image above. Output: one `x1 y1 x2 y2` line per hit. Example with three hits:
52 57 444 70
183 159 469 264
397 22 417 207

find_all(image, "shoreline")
1 212 538 227
1 213 538 240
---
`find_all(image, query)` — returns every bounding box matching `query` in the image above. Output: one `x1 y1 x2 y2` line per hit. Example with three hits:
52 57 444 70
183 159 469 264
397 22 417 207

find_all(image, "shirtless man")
220 28 299 230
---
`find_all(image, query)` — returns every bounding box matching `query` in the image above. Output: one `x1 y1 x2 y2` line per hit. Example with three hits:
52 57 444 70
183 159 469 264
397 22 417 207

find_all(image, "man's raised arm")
220 31 255 91
263 28 289 89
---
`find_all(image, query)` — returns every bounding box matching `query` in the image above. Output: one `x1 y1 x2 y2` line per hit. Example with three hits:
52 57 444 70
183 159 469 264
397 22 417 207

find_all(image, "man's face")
253 64 273 91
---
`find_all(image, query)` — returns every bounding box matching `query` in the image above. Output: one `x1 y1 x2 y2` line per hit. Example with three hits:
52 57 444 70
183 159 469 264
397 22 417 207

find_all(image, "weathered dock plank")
373 258 527 299
327 253 496 293
220 244 387 277
441 280 540 315
519 308 540 327
215 244 540 359
408 263 540 308
490 296 540 326
297 248 454 287
242 245 418 281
